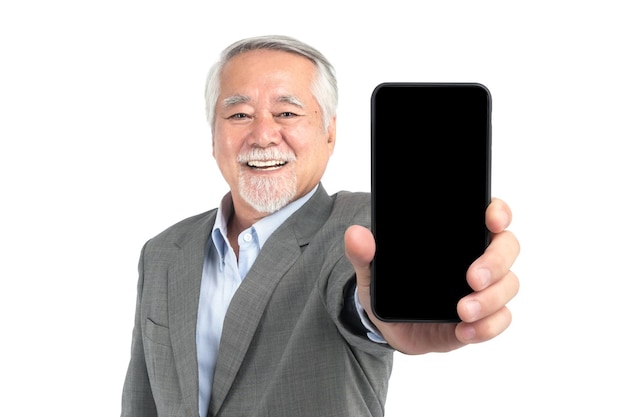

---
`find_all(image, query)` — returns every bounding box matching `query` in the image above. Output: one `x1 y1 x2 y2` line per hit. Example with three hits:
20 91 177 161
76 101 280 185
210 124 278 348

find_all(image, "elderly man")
121 35 520 417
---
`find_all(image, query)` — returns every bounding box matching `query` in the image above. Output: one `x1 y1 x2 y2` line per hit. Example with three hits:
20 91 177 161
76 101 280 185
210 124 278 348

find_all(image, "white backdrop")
2 1 625 416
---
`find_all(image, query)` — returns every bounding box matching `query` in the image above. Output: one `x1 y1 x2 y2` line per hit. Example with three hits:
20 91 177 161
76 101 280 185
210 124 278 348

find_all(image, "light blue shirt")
196 186 317 417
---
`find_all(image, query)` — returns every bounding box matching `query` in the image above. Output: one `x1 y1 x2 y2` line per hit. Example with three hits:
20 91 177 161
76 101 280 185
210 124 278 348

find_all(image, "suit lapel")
168 211 216 416
208 185 333 416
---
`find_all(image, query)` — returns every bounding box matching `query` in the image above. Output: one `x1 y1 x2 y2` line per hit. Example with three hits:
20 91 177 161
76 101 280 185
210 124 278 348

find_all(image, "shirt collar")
211 184 319 262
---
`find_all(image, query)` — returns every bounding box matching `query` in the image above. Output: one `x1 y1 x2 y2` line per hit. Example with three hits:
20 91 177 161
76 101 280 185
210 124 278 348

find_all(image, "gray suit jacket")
121 185 394 417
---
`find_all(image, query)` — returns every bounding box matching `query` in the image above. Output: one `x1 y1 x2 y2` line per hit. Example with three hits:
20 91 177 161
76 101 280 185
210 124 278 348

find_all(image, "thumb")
344 225 376 311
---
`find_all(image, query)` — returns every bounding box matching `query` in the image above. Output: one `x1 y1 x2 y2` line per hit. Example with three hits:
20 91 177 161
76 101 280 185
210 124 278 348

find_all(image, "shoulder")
145 208 217 250
293 189 371 238
333 190 370 206
330 190 371 225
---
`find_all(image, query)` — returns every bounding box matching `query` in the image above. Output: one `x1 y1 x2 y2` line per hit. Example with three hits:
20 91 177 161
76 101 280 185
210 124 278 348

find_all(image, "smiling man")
213 48 336 237
121 35 520 417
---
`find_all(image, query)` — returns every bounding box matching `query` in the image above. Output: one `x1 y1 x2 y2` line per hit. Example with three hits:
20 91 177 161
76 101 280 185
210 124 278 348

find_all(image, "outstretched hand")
344 197 520 355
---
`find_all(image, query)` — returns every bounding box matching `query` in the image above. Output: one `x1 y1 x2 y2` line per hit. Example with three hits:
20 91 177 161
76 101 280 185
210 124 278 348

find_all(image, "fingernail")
465 300 481 321
460 325 476 342
476 267 491 289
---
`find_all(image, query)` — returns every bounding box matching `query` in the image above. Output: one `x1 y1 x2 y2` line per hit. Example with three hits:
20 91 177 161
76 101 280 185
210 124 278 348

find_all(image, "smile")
246 160 288 170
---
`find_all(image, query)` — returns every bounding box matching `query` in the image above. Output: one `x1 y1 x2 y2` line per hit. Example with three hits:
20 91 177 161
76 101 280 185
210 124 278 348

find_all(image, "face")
212 49 336 218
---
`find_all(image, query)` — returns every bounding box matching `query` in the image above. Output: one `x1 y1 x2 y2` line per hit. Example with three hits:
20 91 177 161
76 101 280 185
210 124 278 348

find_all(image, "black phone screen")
371 83 491 322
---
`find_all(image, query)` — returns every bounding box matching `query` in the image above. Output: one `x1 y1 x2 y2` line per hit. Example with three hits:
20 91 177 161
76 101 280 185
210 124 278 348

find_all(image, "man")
121 35 520 417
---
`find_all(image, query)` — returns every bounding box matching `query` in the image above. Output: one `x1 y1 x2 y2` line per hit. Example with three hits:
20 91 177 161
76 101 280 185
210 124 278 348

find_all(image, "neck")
226 203 268 258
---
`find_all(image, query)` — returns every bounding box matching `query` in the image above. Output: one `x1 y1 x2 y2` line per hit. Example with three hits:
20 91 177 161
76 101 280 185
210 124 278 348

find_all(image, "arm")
121 244 158 417
345 197 520 354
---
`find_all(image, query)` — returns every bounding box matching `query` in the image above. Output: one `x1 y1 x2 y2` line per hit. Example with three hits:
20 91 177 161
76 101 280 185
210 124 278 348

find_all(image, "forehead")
219 49 316 93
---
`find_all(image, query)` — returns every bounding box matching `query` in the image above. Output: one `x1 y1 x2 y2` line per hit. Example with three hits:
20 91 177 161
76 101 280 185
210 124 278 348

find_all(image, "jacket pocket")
144 317 172 347
143 318 184 415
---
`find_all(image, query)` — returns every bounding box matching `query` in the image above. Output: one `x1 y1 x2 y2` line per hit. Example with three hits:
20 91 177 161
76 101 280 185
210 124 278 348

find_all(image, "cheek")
212 140 239 175
295 145 332 176
213 134 240 159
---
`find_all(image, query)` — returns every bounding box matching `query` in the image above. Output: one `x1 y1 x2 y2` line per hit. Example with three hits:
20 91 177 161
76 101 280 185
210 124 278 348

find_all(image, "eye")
276 112 299 118
226 113 250 120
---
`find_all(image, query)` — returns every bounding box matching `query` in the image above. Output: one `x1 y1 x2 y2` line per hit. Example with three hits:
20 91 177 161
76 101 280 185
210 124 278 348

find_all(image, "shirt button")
243 233 252 242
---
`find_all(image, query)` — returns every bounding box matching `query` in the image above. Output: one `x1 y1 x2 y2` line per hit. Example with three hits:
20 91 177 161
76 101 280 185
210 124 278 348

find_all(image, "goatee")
237 148 297 213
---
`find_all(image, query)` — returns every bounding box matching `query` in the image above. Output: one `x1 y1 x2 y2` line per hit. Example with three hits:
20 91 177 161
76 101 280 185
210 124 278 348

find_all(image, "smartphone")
371 82 492 322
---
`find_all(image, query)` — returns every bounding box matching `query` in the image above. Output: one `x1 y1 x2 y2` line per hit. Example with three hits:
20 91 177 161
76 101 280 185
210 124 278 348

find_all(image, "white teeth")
247 160 286 168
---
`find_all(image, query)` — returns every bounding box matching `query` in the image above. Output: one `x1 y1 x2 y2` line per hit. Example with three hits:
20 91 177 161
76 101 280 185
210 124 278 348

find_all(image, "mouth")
246 160 289 170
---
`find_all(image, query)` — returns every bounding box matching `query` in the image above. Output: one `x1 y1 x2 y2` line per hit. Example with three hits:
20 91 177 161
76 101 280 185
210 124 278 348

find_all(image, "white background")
2 1 625 416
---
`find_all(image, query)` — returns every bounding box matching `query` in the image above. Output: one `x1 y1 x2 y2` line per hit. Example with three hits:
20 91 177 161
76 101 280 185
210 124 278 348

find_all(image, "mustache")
237 148 296 163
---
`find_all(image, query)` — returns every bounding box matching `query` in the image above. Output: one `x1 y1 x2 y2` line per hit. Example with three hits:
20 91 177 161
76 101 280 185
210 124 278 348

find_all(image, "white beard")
238 172 297 214
237 148 297 214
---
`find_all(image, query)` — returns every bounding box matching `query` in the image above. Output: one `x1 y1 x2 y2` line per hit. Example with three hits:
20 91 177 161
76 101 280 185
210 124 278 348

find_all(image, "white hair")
204 35 338 133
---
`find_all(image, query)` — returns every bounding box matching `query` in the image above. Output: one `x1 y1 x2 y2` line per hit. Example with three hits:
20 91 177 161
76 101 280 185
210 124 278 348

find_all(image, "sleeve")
339 277 386 343
120 243 158 417
351 282 387 344
324 192 394 356
339 276 369 336
328 259 393 357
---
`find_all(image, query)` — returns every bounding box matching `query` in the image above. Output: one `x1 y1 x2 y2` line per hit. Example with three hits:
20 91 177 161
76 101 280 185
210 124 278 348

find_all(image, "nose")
247 114 282 147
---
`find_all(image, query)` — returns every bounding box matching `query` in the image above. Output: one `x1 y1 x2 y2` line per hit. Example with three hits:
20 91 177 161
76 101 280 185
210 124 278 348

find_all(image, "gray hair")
204 35 338 133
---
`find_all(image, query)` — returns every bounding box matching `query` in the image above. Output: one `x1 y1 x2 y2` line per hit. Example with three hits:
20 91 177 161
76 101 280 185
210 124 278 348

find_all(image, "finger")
486 197 512 233
455 306 513 344
458 269 519 323
467 229 520 291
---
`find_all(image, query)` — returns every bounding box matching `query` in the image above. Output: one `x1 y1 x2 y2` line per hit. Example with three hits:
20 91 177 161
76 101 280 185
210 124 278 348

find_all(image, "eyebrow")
221 94 250 108
276 95 304 108
220 94 305 109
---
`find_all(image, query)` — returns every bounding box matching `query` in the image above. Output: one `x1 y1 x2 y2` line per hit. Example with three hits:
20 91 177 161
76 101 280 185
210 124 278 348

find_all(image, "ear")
326 116 337 154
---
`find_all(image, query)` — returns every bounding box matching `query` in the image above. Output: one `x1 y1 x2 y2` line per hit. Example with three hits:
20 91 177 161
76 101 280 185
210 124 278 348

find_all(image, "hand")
344 197 520 355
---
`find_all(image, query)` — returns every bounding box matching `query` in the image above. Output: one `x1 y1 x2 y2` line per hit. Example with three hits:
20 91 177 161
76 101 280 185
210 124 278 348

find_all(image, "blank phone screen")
371 83 491 322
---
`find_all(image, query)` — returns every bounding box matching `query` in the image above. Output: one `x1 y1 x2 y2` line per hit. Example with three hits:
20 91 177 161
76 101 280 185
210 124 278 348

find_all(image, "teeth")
248 160 285 168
